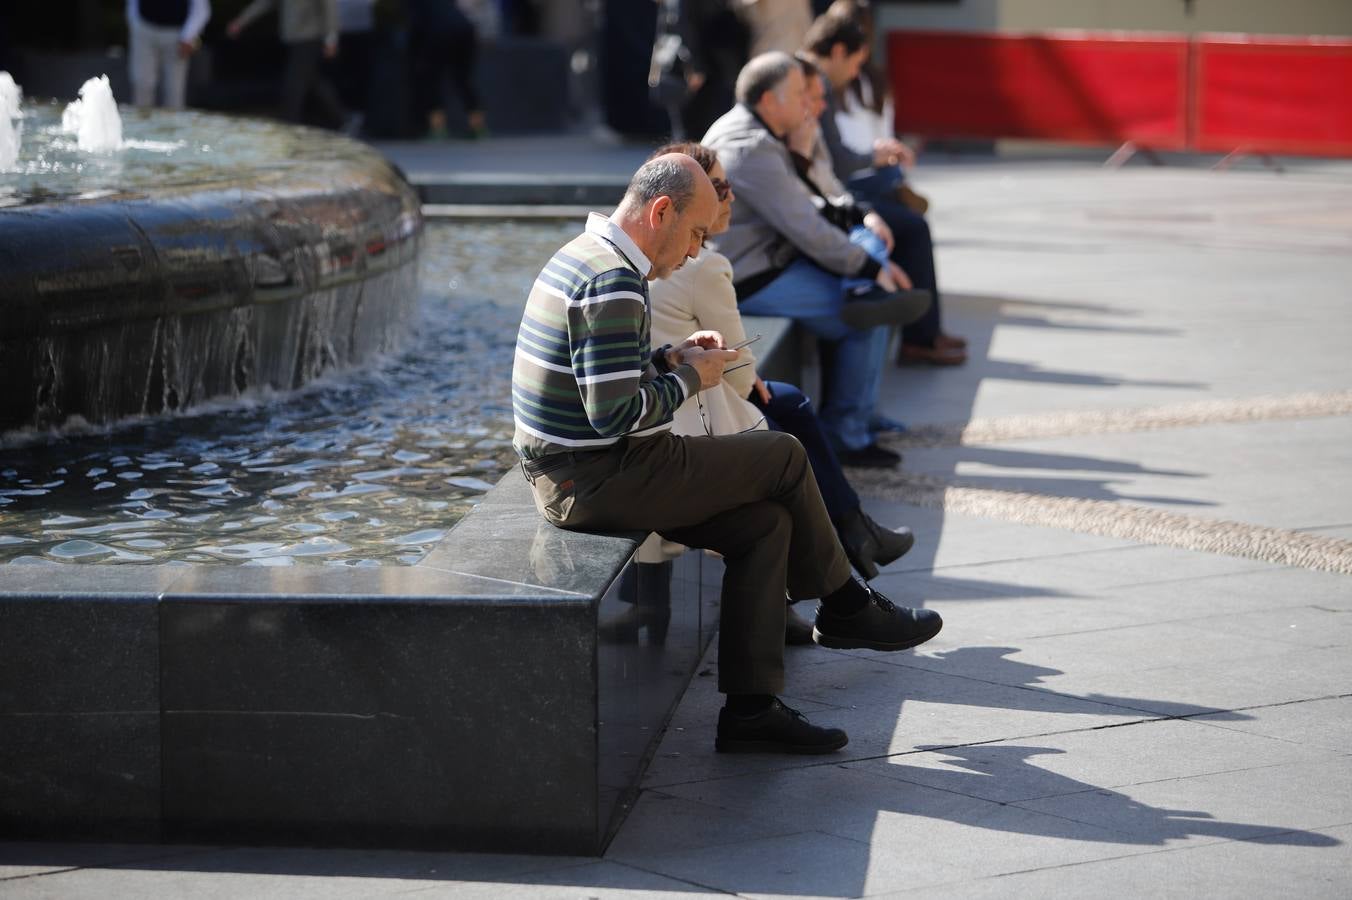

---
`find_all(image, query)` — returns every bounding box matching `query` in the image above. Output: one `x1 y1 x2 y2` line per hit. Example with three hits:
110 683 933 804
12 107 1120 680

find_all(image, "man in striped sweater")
513 153 942 754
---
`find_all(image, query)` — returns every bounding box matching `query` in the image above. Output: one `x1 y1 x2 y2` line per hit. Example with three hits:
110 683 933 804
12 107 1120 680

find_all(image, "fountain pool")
0 219 579 567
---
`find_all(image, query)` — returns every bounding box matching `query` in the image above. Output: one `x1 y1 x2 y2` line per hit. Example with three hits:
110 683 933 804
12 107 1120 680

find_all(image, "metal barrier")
886 29 1352 159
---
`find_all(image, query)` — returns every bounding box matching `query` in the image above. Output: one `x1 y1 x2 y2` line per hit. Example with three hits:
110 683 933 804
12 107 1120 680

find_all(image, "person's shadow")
896 645 1253 721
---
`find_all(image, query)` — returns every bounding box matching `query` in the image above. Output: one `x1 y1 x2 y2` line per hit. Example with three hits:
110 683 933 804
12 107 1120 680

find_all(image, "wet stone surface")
0 219 579 567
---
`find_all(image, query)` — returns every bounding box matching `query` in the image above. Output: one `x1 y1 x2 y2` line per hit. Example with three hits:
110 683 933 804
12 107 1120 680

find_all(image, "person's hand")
753 376 771 405
875 259 912 292
677 346 740 389
680 330 725 351
226 20 243 39
323 38 338 59
872 137 914 169
686 70 706 92
177 40 197 59
862 211 894 253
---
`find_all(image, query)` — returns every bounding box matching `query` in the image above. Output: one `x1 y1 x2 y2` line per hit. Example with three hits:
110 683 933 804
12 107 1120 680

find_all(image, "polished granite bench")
0 316 801 855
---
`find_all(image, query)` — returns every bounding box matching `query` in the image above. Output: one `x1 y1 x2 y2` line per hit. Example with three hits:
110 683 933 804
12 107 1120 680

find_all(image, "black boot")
600 561 672 645
836 508 916 580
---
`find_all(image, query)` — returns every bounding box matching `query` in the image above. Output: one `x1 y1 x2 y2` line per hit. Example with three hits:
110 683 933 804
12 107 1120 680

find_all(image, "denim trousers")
848 168 943 346
751 380 861 522
737 227 890 450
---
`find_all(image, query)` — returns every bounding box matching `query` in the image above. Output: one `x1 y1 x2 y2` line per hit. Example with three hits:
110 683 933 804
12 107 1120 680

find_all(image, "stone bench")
0 315 802 855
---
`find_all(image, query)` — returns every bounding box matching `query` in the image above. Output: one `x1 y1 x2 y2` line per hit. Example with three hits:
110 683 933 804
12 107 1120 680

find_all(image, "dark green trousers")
522 430 852 694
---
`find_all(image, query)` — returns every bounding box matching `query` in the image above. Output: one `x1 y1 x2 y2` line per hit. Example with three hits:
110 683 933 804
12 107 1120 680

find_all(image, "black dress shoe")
785 601 815 645
837 443 902 469
715 698 849 754
813 585 942 652
840 287 932 330
837 508 916 580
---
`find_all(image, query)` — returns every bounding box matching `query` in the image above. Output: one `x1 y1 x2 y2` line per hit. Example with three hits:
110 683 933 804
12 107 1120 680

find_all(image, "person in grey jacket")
702 50 928 466
228 0 350 129
801 10 967 364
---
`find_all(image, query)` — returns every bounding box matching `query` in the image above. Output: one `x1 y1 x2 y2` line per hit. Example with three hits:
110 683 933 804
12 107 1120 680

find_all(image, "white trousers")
128 16 189 108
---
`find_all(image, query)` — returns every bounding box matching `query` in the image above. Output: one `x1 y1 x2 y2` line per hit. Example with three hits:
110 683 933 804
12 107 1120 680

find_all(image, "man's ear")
649 195 673 228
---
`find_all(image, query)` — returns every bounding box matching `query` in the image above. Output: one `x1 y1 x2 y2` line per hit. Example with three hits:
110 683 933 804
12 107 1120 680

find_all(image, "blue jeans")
737 229 890 450
751 380 860 522
848 168 942 346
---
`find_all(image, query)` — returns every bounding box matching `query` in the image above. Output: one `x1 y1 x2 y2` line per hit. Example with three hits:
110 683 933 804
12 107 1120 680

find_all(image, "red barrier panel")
1192 35 1352 157
887 30 1189 149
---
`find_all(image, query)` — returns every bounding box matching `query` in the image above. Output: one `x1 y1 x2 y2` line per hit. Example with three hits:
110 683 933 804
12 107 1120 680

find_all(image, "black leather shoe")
840 287 932 330
837 443 902 469
813 585 942 652
715 698 849 754
837 508 915 580
785 601 815 645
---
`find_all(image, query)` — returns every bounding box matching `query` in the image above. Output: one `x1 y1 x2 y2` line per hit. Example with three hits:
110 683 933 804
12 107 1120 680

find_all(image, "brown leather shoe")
897 183 930 216
899 343 967 366
935 332 967 350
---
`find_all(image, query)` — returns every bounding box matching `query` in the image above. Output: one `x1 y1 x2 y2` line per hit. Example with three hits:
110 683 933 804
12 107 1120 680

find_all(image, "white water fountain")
0 72 21 171
60 74 123 153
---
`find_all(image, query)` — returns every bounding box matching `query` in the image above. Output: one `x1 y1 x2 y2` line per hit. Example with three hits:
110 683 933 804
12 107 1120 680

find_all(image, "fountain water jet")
0 72 19 172
60 74 123 152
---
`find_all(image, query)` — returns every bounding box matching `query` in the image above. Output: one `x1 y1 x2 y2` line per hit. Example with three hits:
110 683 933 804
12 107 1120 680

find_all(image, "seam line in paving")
880 825 1352 898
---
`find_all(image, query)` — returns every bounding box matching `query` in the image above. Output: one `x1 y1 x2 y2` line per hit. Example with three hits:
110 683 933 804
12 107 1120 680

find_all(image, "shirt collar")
586 212 653 280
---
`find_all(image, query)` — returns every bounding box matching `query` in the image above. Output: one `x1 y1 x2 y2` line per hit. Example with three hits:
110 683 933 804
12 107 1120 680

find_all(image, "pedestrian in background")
126 0 211 108
228 0 355 131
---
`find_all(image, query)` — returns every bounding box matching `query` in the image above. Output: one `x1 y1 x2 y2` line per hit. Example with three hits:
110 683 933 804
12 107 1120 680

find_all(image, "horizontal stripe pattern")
513 231 696 459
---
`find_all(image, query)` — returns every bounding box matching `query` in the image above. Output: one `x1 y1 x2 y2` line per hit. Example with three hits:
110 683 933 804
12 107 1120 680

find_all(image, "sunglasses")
710 177 732 201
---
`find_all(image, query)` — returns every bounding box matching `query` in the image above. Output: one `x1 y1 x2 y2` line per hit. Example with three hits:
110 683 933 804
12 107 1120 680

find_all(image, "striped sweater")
512 214 702 460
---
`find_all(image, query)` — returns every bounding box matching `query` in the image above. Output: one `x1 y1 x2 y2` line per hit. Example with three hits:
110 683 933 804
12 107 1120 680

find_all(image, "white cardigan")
636 247 767 564
648 247 767 438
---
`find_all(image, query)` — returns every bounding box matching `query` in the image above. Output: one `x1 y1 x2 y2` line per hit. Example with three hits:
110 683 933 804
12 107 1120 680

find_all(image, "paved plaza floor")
2 145 1349 897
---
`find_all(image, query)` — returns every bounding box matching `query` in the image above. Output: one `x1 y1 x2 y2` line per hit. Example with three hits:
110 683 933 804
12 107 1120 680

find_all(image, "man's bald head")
615 153 718 281
622 152 715 213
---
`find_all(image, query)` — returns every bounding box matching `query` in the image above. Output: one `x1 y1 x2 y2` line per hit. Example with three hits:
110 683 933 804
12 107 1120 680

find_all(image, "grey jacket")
702 103 876 285
237 0 338 44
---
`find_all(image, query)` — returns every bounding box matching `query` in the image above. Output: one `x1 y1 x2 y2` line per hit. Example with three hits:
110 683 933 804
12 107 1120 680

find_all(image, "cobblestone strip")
850 470 1352 576
885 390 1352 449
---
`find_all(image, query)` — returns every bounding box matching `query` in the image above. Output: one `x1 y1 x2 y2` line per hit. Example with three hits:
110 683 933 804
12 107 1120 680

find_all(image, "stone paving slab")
891 417 1352 533
645 766 1160 897
875 823 1352 899
846 718 1336 806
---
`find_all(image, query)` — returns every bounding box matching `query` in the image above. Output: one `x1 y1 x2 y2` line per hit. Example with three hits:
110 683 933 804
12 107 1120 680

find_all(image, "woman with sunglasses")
647 141 915 588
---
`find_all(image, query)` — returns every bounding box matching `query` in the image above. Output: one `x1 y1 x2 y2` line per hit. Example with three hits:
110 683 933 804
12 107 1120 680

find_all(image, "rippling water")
0 219 580 566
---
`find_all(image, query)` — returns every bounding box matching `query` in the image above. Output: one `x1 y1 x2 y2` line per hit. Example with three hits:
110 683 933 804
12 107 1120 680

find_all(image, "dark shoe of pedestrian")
837 442 902 469
837 508 916 580
898 343 967 366
841 287 932 331
813 585 943 652
715 698 849 754
935 332 968 350
785 601 816 645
